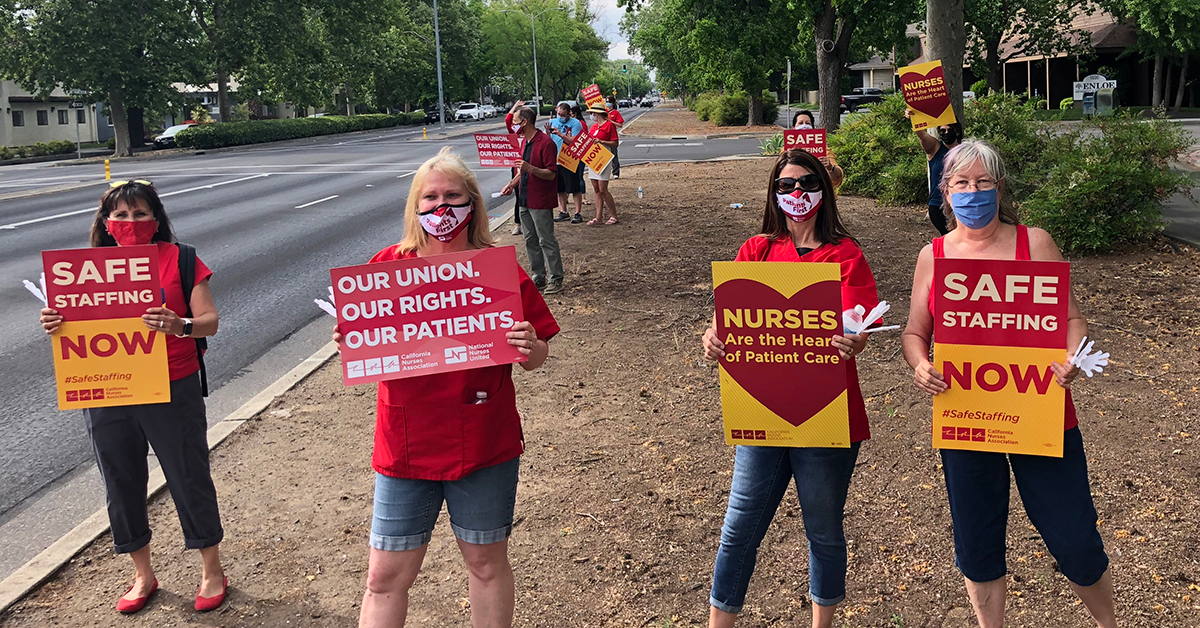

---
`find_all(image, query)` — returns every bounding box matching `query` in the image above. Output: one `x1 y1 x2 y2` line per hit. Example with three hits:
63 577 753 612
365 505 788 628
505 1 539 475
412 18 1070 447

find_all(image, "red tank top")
929 225 1078 430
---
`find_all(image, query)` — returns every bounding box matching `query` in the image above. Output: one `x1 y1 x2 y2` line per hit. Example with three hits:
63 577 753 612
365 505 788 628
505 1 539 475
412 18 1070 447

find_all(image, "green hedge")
175 113 420 150
0 139 76 161
688 90 779 126
827 91 1193 255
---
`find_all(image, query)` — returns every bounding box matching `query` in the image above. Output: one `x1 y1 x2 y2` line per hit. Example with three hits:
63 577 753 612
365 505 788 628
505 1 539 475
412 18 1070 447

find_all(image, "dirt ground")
4 159 1200 628
623 104 783 137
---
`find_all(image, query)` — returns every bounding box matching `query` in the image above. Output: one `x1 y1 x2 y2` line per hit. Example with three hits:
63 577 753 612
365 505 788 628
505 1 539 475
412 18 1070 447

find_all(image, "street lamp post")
499 7 566 109
433 0 447 135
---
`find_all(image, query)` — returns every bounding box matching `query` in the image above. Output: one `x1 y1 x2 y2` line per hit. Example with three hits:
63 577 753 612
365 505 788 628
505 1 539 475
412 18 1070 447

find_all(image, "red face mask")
106 219 158 246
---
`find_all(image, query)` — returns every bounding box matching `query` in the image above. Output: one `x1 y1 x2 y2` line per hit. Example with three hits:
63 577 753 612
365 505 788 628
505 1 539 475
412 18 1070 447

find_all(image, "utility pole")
786 59 791 125
433 0 447 135
500 7 566 109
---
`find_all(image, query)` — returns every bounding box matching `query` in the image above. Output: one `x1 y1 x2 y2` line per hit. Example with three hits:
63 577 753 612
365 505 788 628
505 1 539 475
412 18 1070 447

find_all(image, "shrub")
826 93 924 199
105 137 116 150
970 79 988 96
760 90 780 126
878 157 931 206
962 91 1052 202
692 92 720 121
175 114 408 149
713 92 749 126
759 133 784 155
1059 97 1075 111
0 146 13 160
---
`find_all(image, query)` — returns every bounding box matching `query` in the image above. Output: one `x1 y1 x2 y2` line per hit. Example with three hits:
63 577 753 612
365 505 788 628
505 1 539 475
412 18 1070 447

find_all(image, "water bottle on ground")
637 187 644 198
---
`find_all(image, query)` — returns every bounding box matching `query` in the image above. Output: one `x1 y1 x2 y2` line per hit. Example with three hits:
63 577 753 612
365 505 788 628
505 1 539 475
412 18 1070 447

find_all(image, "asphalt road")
0 105 771 578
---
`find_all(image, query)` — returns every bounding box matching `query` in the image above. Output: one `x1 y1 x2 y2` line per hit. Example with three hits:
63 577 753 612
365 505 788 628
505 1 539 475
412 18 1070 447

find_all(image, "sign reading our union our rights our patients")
331 246 527 386
43 245 171 410
473 133 522 168
713 262 849 448
932 258 1070 457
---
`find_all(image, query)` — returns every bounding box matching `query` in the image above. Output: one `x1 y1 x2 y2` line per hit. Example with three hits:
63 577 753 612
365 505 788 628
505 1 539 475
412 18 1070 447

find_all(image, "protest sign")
783 129 827 158
42 245 170 409
582 84 605 110
712 261 849 447
560 133 612 173
932 258 1070 457
473 133 522 167
899 60 957 131
331 246 527 385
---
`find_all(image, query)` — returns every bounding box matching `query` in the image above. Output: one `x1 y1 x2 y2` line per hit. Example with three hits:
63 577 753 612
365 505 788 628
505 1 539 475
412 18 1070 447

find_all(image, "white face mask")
510 123 521 133
795 123 813 130
776 190 822 222
418 202 473 242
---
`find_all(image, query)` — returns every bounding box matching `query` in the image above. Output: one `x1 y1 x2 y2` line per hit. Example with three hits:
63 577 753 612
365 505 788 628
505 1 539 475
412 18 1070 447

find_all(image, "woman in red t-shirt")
39 181 227 614
585 105 620 225
335 147 558 628
700 149 877 628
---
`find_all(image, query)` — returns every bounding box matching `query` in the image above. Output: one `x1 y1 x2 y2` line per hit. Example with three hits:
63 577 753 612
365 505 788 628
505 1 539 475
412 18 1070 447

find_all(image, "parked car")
840 87 884 113
480 105 498 118
617 99 633 108
639 99 654 108
153 123 196 149
424 105 452 123
455 102 484 121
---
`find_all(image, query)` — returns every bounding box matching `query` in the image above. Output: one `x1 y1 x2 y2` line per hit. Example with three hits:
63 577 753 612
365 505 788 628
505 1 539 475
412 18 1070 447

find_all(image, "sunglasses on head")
775 174 822 194
109 179 152 188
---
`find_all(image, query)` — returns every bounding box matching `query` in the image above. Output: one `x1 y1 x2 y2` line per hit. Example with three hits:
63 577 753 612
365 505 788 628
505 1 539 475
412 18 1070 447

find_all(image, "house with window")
1 80 100 147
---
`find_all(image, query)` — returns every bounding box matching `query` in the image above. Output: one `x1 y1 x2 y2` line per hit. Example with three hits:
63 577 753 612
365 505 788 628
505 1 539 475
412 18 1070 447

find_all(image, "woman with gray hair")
900 140 1116 628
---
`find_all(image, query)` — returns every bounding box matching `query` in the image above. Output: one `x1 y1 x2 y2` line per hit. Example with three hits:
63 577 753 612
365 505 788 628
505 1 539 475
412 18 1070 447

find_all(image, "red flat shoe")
194 576 228 612
116 578 158 614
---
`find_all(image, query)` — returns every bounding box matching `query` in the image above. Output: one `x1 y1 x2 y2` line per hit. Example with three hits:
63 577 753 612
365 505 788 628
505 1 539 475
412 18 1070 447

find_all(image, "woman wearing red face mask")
337 147 559 628
700 149 878 628
38 181 227 614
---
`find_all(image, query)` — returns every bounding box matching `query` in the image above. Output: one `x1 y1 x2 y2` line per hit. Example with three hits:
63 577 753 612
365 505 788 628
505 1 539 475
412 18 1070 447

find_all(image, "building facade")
1 81 101 148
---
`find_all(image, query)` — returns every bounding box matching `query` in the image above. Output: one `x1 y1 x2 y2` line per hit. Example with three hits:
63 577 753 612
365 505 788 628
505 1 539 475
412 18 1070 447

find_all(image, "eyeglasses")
775 175 822 194
109 179 152 188
947 178 997 192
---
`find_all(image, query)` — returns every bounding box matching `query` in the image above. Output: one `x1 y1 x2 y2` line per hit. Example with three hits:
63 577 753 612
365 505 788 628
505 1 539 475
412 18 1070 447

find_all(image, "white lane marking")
396 171 416 179
295 195 339 209
0 174 270 230
632 142 704 147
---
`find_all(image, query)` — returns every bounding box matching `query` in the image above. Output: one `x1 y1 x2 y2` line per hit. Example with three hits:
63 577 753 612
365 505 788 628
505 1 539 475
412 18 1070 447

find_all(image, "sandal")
606 217 619 225
587 218 602 226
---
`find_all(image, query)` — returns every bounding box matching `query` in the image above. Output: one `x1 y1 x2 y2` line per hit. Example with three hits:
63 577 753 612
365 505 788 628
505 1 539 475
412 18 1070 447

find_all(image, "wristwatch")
176 318 193 338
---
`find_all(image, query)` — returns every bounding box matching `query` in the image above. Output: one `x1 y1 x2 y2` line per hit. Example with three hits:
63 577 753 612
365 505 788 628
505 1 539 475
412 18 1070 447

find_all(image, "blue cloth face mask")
949 188 999 229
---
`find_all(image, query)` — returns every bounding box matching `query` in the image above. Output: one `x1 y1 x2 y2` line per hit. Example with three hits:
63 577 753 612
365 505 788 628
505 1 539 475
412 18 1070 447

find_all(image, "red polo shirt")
368 245 560 481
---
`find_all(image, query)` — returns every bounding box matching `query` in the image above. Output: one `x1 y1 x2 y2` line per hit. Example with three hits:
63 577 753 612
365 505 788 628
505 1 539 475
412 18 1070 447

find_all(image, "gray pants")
84 373 223 553
519 206 563 285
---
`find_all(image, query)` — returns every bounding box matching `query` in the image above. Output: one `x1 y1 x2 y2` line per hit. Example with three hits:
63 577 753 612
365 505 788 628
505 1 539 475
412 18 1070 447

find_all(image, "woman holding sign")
38 181 228 613
789 110 844 188
586 104 620 225
334 147 558 628
700 149 879 628
900 140 1116 628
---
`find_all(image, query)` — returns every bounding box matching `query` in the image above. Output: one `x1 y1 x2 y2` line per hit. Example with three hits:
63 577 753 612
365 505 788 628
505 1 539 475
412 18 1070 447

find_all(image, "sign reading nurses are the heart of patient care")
712 262 849 448
899 59 957 131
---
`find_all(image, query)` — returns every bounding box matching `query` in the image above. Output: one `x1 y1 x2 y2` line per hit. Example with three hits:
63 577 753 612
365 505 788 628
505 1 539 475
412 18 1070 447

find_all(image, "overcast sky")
591 0 636 60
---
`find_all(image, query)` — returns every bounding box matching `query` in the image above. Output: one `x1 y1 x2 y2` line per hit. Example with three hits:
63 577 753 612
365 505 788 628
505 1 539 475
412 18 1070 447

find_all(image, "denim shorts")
370 456 520 552
940 427 1108 586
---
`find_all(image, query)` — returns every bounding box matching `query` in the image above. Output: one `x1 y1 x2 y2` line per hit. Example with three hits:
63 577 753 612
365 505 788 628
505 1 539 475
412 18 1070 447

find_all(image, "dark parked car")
424 105 452 123
639 99 654 108
840 87 884 113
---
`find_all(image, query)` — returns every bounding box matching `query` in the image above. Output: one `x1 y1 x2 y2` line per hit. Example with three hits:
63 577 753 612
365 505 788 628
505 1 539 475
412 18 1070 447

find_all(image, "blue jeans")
710 443 861 612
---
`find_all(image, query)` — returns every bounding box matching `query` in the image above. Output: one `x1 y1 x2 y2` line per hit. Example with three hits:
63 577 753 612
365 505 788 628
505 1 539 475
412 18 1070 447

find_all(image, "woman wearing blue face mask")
900 140 1116 628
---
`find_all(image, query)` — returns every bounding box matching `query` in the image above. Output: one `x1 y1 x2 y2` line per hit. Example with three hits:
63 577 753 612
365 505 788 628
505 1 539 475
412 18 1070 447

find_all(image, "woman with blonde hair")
336 147 560 627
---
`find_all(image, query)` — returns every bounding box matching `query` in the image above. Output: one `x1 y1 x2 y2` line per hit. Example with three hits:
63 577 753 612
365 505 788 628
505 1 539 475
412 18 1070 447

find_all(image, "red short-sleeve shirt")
590 120 618 142
734 235 877 443
368 245 561 481
155 242 212 381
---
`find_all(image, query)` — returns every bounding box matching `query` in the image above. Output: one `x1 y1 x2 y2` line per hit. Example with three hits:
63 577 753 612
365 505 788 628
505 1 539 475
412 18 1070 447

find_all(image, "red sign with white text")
474 133 522 167
783 129 826 157
932 258 1070 456
42 245 170 409
331 246 527 385
582 84 605 109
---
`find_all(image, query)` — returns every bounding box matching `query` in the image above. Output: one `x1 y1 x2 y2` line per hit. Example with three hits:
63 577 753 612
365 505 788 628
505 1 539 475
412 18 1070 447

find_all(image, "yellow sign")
898 60 957 131
712 261 849 447
51 317 171 410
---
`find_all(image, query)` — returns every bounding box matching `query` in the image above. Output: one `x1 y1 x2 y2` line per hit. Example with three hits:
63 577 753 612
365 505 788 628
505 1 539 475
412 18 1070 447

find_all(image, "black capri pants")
84 373 223 553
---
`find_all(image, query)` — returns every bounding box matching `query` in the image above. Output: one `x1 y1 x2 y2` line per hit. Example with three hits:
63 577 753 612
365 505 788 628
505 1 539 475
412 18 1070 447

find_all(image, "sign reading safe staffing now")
331 246 527 386
712 262 849 447
581 84 606 110
899 59 958 131
42 245 170 410
783 129 827 157
932 258 1070 457
473 133 523 168
557 133 612 173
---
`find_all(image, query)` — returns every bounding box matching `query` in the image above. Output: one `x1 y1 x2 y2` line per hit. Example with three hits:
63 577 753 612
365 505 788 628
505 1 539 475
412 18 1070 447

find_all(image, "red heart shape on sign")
901 66 951 119
717 279 847 427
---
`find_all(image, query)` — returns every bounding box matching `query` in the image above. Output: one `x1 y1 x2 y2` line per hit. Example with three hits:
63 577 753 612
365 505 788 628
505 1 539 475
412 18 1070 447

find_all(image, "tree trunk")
1152 53 1163 108
1164 61 1174 109
1175 55 1189 111
216 65 231 123
985 35 1003 94
926 0 967 122
108 89 132 157
747 92 763 126
814 0 856 132
127 108 145 149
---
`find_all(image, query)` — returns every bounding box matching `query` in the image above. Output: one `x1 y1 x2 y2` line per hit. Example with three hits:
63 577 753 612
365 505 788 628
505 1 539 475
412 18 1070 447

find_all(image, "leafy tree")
593 60 652 100
0 0 203 156
965 0 1095 94
482 0 604 104
1101 0 1200 109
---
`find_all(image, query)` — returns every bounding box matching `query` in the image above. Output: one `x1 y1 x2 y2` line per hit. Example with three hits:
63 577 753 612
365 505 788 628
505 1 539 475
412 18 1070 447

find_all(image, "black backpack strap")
176 242 209 397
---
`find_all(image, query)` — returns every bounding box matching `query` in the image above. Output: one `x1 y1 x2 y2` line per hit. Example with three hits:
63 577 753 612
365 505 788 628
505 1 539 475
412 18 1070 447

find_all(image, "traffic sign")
68 101 85 109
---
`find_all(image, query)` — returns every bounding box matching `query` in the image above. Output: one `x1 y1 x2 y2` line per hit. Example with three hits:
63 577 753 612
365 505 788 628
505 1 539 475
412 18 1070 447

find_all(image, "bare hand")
40 307 63 334
142 306 182 335
514 159 532 173
904 108 914 119
913 360 948 395
510 100 525 114
831 333 866 360
506 321 539 356
1050 360 1080 388
332 324 343 349
702 327 725 361
500 183 515 196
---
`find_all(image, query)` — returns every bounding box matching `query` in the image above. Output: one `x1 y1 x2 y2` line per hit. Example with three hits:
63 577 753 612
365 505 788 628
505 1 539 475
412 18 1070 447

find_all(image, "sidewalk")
2 164 1198 627
622 107 784 139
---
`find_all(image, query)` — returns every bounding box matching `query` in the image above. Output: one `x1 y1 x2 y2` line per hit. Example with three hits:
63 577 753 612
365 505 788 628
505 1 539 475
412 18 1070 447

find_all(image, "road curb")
0 343 338 616
0 180 108 202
